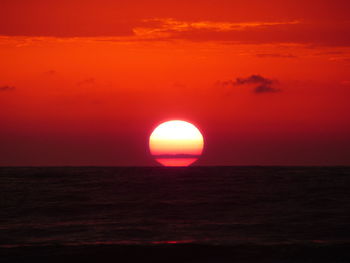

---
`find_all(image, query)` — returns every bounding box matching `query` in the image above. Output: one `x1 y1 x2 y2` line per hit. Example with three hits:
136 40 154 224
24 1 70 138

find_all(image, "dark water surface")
1 166 350 262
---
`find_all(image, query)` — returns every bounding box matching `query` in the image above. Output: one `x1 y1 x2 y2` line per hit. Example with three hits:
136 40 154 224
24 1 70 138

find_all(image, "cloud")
43 70 56 75
0 0 349 47
218 75 280 94
77 78 95 86
234 75 280 94
254 84 280 93
235 75 274 85
0 85 15 92
1 16 349 47
133 18 300 40
132 18 350 47
255 53 297 58
137 18 299 33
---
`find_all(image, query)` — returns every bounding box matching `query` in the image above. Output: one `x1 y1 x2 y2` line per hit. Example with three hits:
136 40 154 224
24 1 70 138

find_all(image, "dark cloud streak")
233 75 280 94
0 85 15 92
254 84 280 93
217 75 281 94
256 53 297 58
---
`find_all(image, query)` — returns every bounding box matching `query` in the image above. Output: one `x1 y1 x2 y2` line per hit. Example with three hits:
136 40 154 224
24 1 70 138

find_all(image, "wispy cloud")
133 18 300 39
1 18 349 47
77 78 95 86
0 85 15 92
131 18 350 47
43 70 56 75
255 53 297 58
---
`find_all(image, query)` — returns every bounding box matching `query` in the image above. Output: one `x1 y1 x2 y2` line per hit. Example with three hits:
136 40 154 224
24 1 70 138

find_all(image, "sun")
149 120 204 166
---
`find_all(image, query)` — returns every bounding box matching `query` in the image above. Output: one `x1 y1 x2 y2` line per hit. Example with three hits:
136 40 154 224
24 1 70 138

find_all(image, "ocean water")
1 166 350 261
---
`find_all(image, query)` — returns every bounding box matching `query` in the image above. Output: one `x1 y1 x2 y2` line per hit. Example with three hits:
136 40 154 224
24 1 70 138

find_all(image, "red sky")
0 0 349 166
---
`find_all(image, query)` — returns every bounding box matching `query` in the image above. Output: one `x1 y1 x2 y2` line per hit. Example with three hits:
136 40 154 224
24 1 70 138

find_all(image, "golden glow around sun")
149 120 204 166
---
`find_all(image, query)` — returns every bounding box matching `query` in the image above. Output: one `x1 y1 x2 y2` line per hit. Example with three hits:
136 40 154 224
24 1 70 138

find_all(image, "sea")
1 166 349 262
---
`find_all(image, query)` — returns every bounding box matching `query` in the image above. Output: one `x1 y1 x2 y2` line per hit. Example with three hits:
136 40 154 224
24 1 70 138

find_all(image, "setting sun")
149 120 204 166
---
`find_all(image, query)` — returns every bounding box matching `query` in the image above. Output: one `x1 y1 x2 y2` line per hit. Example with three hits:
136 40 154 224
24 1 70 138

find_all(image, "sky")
0 0 349 166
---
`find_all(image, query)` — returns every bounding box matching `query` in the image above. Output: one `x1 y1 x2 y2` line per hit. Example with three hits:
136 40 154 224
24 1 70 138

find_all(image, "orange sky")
0 0 349 166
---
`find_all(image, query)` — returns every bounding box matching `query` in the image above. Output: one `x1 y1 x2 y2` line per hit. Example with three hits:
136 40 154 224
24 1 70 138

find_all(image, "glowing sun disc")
149 120 204 166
